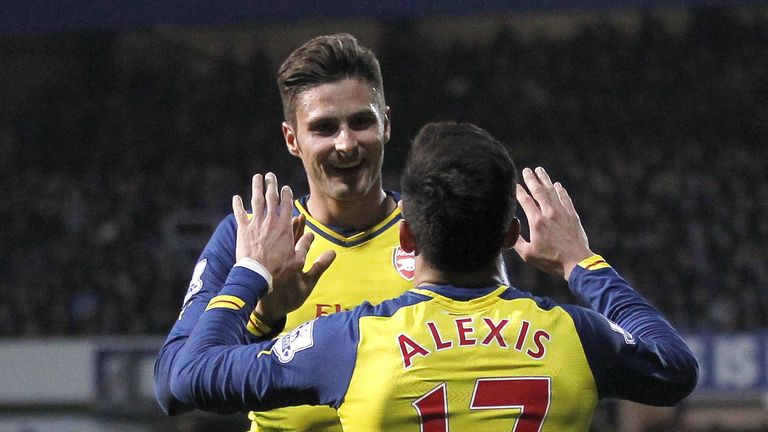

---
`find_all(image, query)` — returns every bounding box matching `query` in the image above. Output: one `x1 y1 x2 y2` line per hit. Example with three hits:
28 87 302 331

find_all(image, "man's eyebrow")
307 108 377 124
306 115 335 124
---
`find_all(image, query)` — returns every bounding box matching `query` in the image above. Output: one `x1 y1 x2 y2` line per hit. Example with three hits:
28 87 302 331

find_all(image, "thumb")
512 235 532 261
294 231 315 264
305 250 336 284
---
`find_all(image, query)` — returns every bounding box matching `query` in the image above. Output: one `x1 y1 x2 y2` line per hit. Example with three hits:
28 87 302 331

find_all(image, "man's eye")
312 123 336 135
350 116 376 130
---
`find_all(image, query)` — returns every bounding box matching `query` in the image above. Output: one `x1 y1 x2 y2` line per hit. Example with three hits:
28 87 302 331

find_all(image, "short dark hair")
277 33 385 126
401 122 518 273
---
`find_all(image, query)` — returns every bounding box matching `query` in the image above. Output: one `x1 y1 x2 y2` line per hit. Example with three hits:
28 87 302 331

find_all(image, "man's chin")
326 182 373 202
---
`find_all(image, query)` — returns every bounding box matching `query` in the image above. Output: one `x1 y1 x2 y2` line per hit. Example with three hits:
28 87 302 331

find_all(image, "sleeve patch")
183 259 207 305
274 320 315 364
608 319 636 345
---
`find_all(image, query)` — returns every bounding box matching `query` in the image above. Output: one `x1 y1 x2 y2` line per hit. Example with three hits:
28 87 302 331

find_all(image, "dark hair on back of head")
401 122 518 273
277 33 385 125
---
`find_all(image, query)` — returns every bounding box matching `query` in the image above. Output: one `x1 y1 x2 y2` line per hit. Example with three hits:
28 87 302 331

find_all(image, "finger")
305 250 337 284
521 167 541 191
292 214 306 246
523 167 557 210
232 195 249 226
554 182 577 215
251 174 265 222
515 183 541 221
280 185 293 221
521 168 544 207
534 166 556 189
512 235 531 261
535 167 560 207
264 172 279 216
294 231 315 262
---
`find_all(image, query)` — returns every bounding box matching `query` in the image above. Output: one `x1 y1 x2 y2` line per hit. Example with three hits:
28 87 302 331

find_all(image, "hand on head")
513 167 593 281
232 173 336 321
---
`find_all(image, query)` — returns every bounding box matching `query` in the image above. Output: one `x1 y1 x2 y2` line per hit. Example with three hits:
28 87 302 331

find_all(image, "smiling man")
154 34 418 432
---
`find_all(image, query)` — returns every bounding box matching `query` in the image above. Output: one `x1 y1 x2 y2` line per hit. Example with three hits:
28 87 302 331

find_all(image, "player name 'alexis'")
397 317 551 368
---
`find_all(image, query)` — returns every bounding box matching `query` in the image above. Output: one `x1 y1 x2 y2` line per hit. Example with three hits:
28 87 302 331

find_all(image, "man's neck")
414 258 501 289
306 188 395 231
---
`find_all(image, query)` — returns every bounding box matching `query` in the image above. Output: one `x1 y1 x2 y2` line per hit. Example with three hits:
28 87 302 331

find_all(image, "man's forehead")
294 79 383 121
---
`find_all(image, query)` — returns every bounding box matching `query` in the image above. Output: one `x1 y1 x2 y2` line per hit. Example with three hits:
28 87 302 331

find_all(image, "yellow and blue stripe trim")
206 295 246 311
246 311 273 337
295 199 402 248
578 254 611 271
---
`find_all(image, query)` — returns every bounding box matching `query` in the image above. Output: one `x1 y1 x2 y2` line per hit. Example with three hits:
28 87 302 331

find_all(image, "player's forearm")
569 256 680 341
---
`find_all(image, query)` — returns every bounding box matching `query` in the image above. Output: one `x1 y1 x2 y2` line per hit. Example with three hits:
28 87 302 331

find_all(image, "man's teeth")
333 161 362 169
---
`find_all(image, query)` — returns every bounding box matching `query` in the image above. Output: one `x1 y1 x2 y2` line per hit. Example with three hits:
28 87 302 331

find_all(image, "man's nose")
334 126 358 154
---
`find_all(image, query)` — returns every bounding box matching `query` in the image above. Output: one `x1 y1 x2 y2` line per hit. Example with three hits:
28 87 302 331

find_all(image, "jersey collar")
294 191 402 247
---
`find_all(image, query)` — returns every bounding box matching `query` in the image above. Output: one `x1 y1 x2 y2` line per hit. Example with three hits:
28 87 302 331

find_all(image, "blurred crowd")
1 7 766 336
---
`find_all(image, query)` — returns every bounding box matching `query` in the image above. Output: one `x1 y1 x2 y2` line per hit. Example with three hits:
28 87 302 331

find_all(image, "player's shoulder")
496 286 607 330
211 212 237 232
511 288 618 342
204 213 237 245
497 285 565 312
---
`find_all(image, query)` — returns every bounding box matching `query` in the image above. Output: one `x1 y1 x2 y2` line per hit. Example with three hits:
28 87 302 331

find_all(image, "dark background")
1 1 766 337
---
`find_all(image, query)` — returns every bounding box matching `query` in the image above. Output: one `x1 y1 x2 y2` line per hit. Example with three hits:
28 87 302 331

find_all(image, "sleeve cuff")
234 258 273 292
577 254 611 271
246 311 287 339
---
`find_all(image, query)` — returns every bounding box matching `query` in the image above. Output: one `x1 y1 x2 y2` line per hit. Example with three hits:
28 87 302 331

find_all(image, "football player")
155 34 490 431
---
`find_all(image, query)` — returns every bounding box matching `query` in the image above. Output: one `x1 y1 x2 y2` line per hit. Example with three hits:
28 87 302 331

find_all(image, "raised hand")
254 212 336 325
513 167 593 280
231 173 335 318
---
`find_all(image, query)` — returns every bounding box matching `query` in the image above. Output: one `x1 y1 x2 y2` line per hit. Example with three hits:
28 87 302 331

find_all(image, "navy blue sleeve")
169 266 358 413
566 264 699 406
154 215 237 415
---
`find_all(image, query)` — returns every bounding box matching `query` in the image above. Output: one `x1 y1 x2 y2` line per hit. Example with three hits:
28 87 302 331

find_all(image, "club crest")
393 246 415 281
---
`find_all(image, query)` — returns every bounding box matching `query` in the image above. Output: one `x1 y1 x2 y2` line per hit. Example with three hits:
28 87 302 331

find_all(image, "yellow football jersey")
338 286 597 431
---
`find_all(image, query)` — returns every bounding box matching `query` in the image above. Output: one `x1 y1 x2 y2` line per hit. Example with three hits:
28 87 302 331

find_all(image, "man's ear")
283 121 300 156
502 217 521 249
398 220 416 253
383 106 392 145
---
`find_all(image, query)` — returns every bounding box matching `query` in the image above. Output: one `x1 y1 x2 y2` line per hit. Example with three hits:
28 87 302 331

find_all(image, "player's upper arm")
154 214 237 415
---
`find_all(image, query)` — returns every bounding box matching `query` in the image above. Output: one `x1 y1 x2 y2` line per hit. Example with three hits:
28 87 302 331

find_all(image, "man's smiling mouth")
331 160 364 171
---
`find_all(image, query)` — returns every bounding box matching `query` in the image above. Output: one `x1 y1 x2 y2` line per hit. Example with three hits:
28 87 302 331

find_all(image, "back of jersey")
338 285 598 432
